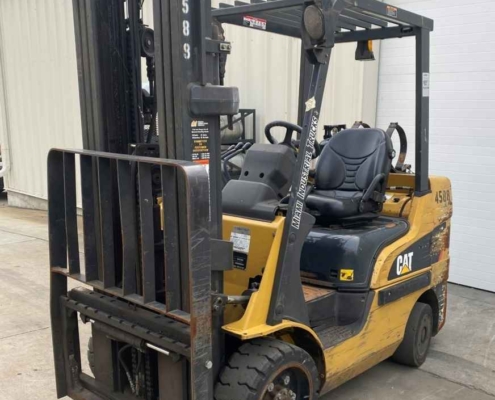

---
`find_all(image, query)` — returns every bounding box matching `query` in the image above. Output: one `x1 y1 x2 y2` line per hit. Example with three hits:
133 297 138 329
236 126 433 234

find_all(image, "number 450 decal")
435 189 452 205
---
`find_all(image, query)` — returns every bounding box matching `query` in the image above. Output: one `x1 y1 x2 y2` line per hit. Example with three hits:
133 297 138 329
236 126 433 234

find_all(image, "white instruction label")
230 227 251 254
305 97 316 112
422 72 430 97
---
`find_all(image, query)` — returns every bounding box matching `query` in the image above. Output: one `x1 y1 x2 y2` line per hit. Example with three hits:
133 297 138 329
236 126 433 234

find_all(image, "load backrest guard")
48 149 214 400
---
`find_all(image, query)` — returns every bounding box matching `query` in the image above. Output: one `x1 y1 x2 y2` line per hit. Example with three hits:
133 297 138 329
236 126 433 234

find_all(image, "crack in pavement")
0 327 50 341
421 368 495 399
0 227 48 243
421 350 495 399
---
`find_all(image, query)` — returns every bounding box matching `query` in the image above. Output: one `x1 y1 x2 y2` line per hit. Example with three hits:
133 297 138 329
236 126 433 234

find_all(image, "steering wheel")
265 121 321 158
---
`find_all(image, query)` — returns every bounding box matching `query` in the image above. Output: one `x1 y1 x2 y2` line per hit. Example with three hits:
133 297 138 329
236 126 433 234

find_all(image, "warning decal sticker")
340 269 354 281
422 72 430 97
243 16 267 30
230 227 251 270
231 227 251 253
305 97 316 112
386 5 398 18
191 120 210 165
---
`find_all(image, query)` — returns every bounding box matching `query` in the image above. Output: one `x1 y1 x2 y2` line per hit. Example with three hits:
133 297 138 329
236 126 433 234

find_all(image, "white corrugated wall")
376 0 495 292
0 0 376 207
0 0 83 205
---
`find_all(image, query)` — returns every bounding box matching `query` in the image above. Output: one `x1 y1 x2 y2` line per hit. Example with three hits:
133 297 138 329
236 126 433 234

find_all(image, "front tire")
215 338 320 400
392 302 433 367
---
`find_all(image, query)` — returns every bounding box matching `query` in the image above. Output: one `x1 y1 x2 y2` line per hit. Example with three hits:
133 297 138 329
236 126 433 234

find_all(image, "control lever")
221 144 236 158
222 142 244 160
222 142 252 183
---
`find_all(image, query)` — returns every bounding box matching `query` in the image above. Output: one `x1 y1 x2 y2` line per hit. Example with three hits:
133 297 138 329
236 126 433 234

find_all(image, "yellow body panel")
222 215 285 328
221 174 452 395
373 175 452 289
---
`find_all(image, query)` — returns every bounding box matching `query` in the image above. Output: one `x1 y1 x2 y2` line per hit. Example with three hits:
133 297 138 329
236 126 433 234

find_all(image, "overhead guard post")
415 27 431 196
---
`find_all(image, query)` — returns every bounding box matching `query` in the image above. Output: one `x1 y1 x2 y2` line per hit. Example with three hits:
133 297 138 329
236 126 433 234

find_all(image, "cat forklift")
48 0 452 399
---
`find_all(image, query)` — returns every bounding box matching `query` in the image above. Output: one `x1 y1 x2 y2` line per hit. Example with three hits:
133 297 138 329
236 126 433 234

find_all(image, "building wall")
0 0 377 208
377 0 495 292
0 0 83 208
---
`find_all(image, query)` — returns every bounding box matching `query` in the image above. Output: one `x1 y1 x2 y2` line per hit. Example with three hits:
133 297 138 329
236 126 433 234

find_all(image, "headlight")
303 5 325 42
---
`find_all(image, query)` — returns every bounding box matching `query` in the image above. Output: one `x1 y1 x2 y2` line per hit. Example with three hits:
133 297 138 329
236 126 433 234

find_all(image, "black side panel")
300 217 409 289
379 272 431 305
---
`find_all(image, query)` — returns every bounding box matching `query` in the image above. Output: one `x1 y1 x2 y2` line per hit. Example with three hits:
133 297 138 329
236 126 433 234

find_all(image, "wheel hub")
268 386 296 400
417 314 432 356
266 376 298 400
263 366 310 400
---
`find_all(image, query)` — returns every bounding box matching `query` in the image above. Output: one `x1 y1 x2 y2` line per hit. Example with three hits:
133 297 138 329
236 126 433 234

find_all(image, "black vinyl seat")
306 128 394 224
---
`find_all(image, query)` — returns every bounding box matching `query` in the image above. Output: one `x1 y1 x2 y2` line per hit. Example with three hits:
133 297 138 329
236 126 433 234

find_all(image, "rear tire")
392 302 433 367
215 338 320 400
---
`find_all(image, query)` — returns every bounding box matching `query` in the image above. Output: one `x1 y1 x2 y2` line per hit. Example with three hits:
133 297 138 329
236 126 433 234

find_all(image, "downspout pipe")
0 17 11 180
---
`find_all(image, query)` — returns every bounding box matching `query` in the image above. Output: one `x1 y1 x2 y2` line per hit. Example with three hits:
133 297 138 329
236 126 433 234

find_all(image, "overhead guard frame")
213 0 433 197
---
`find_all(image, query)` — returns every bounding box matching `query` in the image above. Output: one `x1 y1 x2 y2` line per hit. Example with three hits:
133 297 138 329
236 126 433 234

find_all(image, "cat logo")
396 252 414 276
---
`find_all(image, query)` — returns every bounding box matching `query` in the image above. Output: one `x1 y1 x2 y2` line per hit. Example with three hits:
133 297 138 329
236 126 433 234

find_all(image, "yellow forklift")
48 0 451 399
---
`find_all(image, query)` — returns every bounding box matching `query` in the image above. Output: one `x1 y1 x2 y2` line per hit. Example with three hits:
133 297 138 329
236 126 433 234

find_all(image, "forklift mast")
52 0 237 398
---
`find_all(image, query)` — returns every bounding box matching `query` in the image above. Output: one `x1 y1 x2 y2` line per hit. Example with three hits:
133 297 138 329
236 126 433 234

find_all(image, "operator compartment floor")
302 284 335 303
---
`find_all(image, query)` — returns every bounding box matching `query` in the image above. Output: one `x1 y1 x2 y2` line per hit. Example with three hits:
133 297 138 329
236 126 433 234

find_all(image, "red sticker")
386 5 398 18
243 16 267 30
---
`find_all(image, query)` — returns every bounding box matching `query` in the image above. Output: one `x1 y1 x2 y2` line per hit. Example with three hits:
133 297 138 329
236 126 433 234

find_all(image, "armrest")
362 173 385 202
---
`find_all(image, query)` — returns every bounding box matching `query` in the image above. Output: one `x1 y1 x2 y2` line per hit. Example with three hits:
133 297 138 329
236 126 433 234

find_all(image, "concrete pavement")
0 195 494 400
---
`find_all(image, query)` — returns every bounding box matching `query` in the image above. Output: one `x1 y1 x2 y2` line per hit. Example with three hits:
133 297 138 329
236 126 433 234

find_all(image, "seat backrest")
237 143 296 198
315 128 393 194
222 143 296 220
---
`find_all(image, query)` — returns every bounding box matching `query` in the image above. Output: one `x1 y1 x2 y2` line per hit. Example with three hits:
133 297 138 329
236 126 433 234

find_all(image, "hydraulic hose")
118 345 137 394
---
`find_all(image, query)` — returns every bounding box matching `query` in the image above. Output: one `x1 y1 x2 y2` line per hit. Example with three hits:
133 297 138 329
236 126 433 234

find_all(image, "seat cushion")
306 190 363 221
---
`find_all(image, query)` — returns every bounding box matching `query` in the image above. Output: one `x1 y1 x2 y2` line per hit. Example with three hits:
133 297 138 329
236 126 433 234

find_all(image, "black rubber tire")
87 337 95 375
392 302 433 367
215 338 320 400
